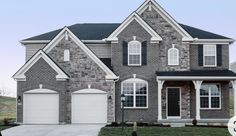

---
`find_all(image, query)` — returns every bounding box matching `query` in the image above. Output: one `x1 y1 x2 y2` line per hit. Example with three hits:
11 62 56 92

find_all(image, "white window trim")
128 40 142 66
64 49 70 61
168 45 179 66
203 44 217 67
200 83 221 110
121 78 148 109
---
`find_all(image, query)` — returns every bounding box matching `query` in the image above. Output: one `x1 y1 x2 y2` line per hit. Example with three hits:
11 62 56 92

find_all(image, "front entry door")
167 88 180 117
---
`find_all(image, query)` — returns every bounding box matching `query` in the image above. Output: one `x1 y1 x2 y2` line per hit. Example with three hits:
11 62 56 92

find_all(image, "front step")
170 123 185 127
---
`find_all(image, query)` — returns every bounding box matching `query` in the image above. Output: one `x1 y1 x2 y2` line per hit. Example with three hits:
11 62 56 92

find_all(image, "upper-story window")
64 49 70 61
128 36 142 66
204 44 216 67
168 44 179 65
121 77 148 108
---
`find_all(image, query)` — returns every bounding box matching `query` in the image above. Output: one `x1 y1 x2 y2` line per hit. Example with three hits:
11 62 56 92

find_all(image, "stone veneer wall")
140 8 190 71
47 37 115 123
162 81 191 119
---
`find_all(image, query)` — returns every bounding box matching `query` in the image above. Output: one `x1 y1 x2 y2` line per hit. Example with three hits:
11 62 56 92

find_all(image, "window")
200 84 221 109
128 38 141 66
122 78 148 108
204 45 216 67
168 45 179 65
64 49 70 61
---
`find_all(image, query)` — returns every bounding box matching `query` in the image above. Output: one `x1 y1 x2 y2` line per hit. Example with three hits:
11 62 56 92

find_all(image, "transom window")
204 45 216 67
200 84 221 109
122 78 148 108
168 45 179 65
128 36 141 66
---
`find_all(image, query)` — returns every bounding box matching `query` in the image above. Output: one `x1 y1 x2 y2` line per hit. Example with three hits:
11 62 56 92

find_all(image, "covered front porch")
156 70 236 124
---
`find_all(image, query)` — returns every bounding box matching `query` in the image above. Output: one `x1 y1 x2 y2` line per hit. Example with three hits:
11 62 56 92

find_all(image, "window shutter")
142 41 147 65
217 44 222 66
198 44 203 66
123 41 128 65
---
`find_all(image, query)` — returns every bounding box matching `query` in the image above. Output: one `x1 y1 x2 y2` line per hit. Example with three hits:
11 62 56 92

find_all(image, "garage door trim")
72 88 107 94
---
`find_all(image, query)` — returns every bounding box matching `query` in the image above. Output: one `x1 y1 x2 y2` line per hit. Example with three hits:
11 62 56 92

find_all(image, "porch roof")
156 70 236 80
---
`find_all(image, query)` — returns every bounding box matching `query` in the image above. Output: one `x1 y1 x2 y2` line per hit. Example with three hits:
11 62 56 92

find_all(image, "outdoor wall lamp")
17 96 22 103
108 95 112 100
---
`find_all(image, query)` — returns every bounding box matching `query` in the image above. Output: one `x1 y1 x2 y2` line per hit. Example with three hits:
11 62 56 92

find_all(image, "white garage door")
72 89 107 124
23 89 59 124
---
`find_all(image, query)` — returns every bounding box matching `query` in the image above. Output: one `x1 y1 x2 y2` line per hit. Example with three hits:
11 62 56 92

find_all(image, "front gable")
106 12 162 43
13 50 69 81
43 27 118 80
136 0 193 42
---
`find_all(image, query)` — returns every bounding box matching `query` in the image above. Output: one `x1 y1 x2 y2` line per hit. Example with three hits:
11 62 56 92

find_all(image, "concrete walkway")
2 124 104 136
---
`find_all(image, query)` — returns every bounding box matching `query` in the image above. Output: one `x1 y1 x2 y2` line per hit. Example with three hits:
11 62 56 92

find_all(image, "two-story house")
13 0 236 125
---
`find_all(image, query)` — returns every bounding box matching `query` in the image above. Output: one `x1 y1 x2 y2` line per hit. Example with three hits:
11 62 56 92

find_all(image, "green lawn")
99 127 230 136
0 125 12 131
0 96 16 124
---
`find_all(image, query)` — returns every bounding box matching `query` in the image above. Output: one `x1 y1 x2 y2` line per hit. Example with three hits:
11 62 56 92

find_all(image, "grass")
0 96 16 124
98 127 231 136
0 125 12 131
230 95 234 117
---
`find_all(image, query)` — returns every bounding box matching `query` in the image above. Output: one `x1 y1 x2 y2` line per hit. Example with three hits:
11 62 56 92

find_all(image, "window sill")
200 108 221 110
123 107 148 110
203 65 217 68
128 64 142 67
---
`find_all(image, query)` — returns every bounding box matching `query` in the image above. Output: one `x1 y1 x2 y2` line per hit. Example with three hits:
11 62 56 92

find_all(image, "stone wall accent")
17 58 67 123
162 81 191 119
140 8 190 71
190 44 229 70
48 37 115 123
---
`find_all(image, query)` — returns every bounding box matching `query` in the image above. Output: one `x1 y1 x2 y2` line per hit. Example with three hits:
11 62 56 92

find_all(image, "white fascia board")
20 40 51 44
107 12 162 43
43 27 118 80
192 39 235 45
13 50 69 81
156 76 236 81
136 0 193 42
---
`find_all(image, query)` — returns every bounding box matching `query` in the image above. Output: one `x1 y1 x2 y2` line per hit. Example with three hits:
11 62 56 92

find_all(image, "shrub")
192 119 197 126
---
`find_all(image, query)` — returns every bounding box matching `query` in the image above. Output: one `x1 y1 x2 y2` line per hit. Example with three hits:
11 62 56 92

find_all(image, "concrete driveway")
1 124 105 136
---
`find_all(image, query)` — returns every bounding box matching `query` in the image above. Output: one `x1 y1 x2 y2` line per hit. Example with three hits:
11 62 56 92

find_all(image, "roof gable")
13 50 69 81
43 27 118 80
136 0 193 42
106 12 162 43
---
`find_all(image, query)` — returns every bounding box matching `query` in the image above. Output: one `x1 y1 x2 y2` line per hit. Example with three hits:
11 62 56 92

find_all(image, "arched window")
168 45 179 65
121 78 148 108
64 49 70 61
128 36 141 65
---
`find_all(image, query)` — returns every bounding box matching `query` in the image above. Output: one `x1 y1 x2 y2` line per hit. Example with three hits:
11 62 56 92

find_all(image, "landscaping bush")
192 119 197 126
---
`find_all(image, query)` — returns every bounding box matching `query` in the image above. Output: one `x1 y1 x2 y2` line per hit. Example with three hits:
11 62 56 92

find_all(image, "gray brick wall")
48 37 115 123
17 58 67 123
190 44 229 70
112 19 159 122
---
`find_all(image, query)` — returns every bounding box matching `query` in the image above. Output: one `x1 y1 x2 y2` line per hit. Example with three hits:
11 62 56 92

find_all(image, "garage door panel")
72 93 107 124
23 93 59 124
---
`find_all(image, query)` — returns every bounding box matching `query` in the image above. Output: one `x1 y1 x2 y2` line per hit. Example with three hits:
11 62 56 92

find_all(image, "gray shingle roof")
23 23 232 41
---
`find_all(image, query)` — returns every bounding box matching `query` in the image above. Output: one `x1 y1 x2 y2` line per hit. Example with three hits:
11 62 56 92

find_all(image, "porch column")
231 80 236 116
157 80 165 120
192 80 203 120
